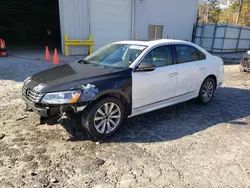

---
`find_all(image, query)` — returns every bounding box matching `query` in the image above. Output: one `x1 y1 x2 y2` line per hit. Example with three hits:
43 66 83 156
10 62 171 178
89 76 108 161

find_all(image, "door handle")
199 67 205 71
168 72 178 77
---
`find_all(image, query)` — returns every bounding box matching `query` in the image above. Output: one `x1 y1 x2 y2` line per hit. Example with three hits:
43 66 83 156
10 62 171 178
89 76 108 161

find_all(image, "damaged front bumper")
22 95 87 117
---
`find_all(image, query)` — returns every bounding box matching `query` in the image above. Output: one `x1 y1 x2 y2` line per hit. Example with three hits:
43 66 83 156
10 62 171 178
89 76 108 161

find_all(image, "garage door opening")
0 0 61 53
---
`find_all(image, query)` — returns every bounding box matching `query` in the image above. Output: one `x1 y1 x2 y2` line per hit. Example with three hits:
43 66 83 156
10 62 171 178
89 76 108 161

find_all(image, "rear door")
174 45 207 97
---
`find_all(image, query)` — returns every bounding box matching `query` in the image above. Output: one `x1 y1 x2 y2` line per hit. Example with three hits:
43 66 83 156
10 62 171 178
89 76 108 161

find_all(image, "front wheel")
197 78 216 105
82 97 125 139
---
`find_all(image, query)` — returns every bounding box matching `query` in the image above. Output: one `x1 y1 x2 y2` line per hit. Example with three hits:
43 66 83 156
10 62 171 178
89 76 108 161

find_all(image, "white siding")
134 0 198 41
59 0 89 55
90 0 132 50
59 0 198 55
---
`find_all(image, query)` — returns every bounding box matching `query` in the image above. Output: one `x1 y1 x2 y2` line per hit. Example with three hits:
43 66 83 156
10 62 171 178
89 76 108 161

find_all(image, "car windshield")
84 43 147 68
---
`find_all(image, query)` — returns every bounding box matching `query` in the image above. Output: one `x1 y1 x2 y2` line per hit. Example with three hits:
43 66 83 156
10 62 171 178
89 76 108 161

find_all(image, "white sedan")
22 39 224 138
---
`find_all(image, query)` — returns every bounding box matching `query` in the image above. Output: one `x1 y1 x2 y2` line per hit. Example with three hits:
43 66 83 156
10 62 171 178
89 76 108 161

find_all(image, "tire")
239 64 245 72
197 77 216 105
81 97 125 139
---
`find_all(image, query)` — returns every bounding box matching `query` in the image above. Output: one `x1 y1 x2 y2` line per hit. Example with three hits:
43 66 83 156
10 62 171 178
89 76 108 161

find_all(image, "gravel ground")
1 56 250 188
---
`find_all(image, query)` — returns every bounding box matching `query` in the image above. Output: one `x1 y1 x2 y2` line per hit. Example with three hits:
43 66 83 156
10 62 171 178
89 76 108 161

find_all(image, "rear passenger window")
175 45 206 64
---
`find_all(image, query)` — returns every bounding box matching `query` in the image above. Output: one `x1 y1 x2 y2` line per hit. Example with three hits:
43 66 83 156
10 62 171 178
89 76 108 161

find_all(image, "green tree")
220 0 250 25
199 0 250 26
198 0 221 23
240 3 250 25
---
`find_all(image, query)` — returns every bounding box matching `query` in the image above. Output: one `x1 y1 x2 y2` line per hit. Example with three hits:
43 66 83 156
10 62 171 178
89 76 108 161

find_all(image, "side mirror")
136 63 156 72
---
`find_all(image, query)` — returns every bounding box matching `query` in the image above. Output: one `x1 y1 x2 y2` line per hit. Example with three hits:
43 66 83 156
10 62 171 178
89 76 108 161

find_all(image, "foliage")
241 3 250 26
198 0 221 23
197 0 250 26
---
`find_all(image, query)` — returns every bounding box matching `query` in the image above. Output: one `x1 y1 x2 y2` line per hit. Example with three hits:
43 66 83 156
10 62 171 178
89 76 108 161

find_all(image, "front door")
132 45 178 115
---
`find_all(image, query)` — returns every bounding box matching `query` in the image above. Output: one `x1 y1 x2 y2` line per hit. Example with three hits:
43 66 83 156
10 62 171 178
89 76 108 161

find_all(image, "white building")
0 0 198 55
59 0 198 55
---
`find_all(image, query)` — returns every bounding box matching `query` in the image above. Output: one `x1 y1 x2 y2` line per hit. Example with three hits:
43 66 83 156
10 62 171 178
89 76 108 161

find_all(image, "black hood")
28 62 131 93
32 63 115 83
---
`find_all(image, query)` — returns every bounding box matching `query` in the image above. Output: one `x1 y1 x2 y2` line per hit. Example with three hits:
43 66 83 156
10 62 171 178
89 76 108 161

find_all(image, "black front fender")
94 89 131 104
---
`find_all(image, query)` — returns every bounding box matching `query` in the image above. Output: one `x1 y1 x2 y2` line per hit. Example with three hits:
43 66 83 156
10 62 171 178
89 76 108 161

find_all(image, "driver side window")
141 46 173 68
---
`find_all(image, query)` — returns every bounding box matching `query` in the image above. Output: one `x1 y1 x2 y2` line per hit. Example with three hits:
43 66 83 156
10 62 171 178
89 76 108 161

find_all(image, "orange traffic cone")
45 46 50 61
0 39 7 57
53 48 60 65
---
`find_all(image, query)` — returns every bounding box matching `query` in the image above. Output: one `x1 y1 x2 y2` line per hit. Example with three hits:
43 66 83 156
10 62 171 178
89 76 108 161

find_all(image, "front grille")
22 85 44 103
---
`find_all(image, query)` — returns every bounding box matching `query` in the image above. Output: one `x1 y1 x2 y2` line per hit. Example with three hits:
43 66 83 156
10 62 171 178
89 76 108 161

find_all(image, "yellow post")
63 34 93 56
64 34 69 56
135 33 139 40
89 34 93 54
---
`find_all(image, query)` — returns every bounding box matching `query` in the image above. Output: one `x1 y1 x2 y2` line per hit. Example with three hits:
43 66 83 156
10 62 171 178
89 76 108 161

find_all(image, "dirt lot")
1 56 250 188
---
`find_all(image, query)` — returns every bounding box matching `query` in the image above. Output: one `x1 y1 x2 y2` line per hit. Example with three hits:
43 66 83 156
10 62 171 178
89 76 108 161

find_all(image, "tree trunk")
236 0 243 25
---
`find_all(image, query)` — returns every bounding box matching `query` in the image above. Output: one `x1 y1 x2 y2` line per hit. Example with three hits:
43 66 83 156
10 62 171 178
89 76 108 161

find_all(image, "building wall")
134 0 198 41
59 0 198 55
89 0 133 50
59 0 133 54
59 0 90 55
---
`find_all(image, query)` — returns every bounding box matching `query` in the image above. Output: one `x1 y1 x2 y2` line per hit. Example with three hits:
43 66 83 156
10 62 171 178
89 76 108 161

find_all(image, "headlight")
41 90 82 104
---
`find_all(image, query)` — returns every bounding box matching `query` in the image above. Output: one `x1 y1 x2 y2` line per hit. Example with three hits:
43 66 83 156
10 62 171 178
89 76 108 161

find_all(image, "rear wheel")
82 97 125 139
197 78 216 105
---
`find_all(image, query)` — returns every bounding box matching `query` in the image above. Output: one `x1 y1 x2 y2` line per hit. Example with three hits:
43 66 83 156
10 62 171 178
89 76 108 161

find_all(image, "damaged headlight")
41 90 82 104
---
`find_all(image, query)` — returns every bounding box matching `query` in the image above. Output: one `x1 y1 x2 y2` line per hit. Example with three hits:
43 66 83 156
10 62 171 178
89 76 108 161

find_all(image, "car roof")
114 39 193 47
114 39 210 55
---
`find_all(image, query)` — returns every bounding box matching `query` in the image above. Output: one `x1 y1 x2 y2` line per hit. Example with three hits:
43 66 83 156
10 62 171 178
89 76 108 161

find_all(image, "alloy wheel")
201 80 214 103
94 102 121 134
